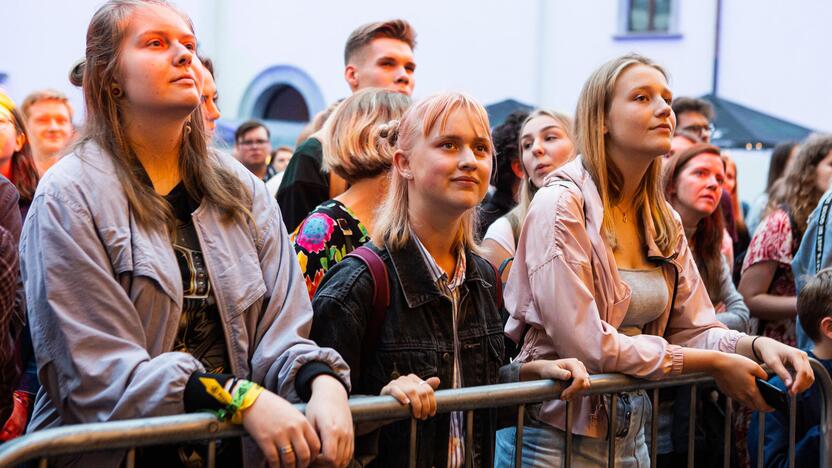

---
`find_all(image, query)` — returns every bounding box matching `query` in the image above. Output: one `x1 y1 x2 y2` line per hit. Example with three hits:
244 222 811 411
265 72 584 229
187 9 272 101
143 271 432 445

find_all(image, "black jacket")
311 237 506 467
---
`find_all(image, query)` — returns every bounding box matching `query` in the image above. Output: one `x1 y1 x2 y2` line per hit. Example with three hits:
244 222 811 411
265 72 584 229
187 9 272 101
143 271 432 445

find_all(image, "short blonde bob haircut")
322 88 411 184
374 92 493 252
575 53 680 255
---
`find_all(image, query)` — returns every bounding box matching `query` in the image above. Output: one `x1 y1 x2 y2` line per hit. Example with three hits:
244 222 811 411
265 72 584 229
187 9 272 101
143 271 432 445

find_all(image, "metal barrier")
1 358 829 468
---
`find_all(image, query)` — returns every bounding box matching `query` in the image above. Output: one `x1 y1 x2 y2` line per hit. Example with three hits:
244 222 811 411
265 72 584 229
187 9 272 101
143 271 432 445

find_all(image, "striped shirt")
412 234 466 468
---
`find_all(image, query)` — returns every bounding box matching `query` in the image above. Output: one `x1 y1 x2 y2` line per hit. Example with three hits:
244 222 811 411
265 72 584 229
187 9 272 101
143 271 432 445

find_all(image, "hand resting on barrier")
381 374 442 420
518 358 591 400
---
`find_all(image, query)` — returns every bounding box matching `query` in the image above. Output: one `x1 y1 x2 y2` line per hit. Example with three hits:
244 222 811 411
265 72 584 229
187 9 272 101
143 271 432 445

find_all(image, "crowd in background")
2 1 832 467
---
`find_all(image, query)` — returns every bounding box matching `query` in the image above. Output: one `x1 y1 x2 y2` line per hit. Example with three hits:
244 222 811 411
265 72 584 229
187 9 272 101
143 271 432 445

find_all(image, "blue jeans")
494 391 651 467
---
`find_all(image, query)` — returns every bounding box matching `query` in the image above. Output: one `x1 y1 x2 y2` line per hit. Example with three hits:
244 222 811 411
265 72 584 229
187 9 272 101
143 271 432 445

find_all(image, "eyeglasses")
239 139 269 148
681 124 715 136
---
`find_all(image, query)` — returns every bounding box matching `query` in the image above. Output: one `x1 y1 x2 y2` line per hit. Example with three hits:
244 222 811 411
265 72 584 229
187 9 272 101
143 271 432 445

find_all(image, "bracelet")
751 336 764 362
199 377 265 424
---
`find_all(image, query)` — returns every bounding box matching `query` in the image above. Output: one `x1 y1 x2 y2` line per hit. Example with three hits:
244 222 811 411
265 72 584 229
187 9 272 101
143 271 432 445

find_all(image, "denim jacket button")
442 352 450 362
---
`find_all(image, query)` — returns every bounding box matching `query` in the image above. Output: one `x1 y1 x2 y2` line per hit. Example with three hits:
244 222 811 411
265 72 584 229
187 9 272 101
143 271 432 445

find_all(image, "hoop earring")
111 85 122 98
184 121 192 135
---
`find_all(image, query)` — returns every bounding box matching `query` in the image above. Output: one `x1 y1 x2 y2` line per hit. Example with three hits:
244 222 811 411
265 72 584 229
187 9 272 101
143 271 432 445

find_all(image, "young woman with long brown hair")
21 1 352 466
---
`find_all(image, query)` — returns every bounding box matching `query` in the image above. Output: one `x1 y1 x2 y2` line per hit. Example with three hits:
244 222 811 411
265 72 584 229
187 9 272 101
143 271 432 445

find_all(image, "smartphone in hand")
755 377 790 414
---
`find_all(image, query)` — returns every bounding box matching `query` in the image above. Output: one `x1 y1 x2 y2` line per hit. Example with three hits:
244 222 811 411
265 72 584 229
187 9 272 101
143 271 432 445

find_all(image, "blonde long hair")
374 92 492 252
71 0 251 234
575 53 680 255
506 109 575 241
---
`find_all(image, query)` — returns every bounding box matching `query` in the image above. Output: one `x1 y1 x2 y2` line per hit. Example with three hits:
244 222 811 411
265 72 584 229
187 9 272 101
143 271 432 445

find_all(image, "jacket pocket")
216 251 267 319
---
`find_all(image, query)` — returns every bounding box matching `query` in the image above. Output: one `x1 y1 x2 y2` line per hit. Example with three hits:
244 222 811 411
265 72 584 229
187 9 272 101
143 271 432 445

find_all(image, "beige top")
618 266 669 336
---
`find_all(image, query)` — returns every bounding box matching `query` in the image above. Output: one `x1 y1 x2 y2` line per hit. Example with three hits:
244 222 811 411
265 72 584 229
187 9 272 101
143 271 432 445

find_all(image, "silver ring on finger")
418 380 429 387
279 444 294 455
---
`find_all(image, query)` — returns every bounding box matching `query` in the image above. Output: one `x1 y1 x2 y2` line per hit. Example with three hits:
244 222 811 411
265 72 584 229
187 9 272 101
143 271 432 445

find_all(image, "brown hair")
21 89 74 122
767 134 832 240
0 92 40 205
663 144 726 301
720 152 748 242
344 19 416 65
73 0 251 233
797 268 832 342
671 96 714 122
575 53 680 255
322 88 410 184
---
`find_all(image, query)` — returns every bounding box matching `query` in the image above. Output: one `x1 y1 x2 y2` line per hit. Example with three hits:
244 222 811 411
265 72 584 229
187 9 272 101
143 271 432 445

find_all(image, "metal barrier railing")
1 358 829 468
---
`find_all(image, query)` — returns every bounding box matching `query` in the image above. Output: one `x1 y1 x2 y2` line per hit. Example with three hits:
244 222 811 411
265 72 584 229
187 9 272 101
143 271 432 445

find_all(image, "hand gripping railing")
1 358 829 468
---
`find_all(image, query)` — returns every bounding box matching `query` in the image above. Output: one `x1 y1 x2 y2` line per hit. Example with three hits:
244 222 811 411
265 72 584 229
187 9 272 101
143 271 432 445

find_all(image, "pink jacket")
504 158 744 438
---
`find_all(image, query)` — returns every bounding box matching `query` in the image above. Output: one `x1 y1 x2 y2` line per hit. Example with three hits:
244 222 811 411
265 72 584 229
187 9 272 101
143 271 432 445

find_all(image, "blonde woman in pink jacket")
493 54 813 467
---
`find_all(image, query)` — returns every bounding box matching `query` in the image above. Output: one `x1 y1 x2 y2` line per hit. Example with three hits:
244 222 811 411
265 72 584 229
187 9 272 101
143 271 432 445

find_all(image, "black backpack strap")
346 246 390 364
815 195 832 272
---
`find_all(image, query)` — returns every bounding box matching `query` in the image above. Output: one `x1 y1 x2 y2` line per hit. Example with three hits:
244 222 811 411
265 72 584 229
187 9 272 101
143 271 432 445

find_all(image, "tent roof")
485 98 535 128
702 94 813 149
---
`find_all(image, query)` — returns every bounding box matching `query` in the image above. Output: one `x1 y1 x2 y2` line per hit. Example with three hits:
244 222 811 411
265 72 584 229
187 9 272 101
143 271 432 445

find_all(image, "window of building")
628 0 671 33
262 85 309 122
616 0 680 39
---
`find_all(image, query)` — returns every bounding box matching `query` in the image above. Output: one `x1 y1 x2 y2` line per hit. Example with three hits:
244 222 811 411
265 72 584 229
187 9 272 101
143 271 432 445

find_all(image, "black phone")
755 377 790 414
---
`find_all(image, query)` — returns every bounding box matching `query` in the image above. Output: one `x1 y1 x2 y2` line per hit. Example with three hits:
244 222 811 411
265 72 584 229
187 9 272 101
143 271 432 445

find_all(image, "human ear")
393 149 413 180
820 317 832 341
14 131 25 152
510 159 524 179
344 65 359 91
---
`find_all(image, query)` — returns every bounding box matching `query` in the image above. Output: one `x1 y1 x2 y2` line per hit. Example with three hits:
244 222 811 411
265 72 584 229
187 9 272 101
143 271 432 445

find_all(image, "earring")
111 84 122 98
184 120 192 135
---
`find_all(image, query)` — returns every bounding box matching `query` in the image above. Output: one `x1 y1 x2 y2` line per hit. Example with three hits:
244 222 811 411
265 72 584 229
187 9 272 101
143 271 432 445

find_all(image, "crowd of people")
1 0 831 467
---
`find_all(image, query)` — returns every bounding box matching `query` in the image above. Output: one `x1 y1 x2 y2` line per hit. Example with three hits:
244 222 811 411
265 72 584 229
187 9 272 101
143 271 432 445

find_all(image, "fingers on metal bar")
757 408 765 468
608 394 618 468
125 448 136 468
514 404 525 468
409 417 418 468
207 439 217 468
651 388 659 468
564 400 573 468
723 397 733 468
464 411 474 468
788 394 797 468
688 385 696 468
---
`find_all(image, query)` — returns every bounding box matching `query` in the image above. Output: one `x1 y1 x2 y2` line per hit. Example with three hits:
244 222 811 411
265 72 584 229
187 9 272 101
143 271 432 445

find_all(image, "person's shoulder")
294 137 323 159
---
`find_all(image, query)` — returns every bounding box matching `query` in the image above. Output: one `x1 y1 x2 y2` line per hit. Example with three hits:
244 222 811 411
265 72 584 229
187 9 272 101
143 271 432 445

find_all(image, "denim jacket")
792 189 832 350
310 238 505 468
19 141 350 467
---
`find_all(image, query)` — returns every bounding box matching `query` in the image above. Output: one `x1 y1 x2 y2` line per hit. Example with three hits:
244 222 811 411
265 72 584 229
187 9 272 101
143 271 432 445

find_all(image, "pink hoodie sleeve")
506 185 683 380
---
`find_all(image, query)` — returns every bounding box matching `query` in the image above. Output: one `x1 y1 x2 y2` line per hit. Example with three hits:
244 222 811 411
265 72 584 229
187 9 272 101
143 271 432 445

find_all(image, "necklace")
615 204 630 224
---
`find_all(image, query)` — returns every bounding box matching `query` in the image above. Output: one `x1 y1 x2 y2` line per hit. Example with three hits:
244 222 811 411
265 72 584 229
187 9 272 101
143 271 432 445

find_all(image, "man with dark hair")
277 19 417 232
234 120 276 182
477 110 527 238
750 268 832 467
671 97 715 143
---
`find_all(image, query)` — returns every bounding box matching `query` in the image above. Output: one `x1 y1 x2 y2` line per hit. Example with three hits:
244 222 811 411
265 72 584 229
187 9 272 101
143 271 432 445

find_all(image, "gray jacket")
714 258 751 333
20 142 349 466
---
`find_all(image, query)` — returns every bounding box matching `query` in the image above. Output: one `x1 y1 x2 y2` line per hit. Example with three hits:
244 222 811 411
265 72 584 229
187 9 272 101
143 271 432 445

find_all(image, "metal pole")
788 394 797 468
564 401 573 468
408 417 417 468
514 405 525 468
688 385 697 468
608 394 618 467
464 411 474 468
723 397 732 468
756 410 765 468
